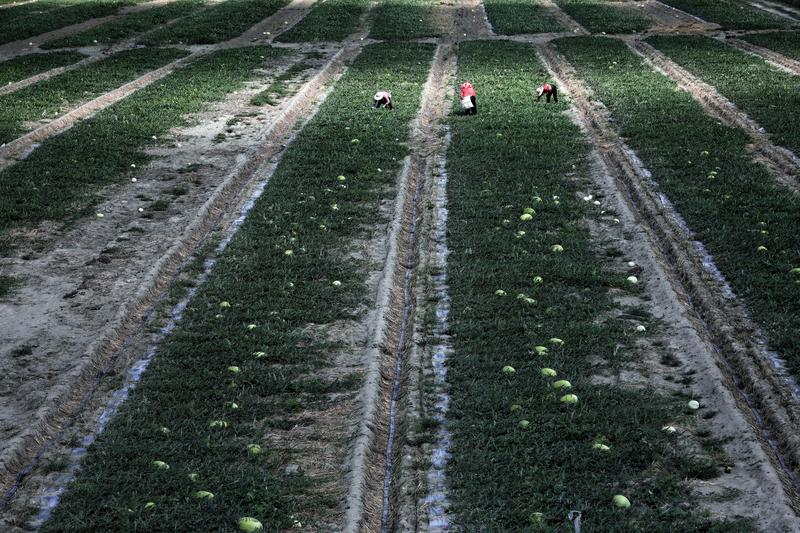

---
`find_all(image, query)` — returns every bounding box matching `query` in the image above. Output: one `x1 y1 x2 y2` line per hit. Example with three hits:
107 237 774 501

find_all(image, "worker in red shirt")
536 83 558 103
460 81 477 115
372 90 393 110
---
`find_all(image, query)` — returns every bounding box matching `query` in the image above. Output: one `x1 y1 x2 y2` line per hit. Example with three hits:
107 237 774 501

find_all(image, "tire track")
627 39 800 195
538 41 800 509
0 0 319 171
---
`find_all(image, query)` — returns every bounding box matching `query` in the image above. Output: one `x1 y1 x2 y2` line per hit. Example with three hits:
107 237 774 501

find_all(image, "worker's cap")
536 86 545 96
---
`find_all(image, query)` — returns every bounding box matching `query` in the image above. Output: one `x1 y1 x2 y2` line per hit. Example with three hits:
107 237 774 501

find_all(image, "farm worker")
460 82 477 115
535 82 558 103
372 90 393 110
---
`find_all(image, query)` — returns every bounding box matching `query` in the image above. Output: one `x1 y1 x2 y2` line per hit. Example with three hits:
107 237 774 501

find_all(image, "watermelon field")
0 0 799 531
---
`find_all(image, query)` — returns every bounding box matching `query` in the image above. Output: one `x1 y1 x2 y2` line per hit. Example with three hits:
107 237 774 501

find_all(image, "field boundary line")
538 41 800 507
0 39 363 504
724 37 800 76
628 39 800 195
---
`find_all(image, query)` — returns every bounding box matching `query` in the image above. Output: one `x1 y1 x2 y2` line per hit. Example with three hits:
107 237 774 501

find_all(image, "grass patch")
40 41 435 532
250 62 313 106
554 0 653 33
140 0 289 45
0 47 186 145
443 39 750 531
647 35 800 157
0 51 85 86
0 46 287 237
483 0 564 35
0 0 131 45
659 0 796 30
275 0 368 42
0 274 18 297
42 0 206 48
554 35 800 378
369 0 440 40
741 31 800 61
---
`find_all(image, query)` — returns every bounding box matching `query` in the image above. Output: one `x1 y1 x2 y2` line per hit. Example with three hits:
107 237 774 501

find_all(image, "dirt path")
725 36 800 76
537 42 800 523
627 39 800 194
0 0 320 172
0 0 175 60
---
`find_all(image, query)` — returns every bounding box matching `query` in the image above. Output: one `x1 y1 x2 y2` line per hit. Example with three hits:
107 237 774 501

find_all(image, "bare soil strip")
0 0 229 97
750 0 800 21
0 53 195 168
0 0 174 60
638 0 718 32
0 54 98 97
0 0 318 172
0 0 36 9
0 38 363 515
627 39 800 194
538 41 800 509
725 36 800 75
454 0 493 38
238 0 317 44
342 42 455 533
540 0 588 34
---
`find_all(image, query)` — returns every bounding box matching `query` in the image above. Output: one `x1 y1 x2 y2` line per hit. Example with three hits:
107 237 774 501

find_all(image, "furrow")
538 41 800 507
627 39 800 195
345 42 455 533
540 0 588 34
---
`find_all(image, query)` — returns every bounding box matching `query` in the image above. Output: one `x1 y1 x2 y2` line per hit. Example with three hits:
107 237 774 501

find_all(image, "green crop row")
553 0 653 33
275 0 367 42
555 36 800 377
647 35 800 158
0 46 290 249
140 0 289 45
659 0 795 30
442 39 750 531
41 41 436 532
0 0 131 45
741 31 800 61
42 0 206 48
483 0 564 35
0 47 186 145
0 50 85 86
369 0 440 40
